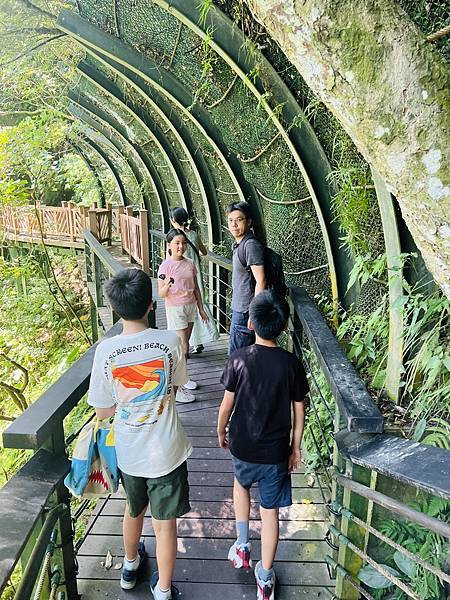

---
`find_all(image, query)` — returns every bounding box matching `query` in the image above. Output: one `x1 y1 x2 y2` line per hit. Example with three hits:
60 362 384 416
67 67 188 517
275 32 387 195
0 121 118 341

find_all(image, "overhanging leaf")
411 418 427 442
358 564 400 589
393 551 416 578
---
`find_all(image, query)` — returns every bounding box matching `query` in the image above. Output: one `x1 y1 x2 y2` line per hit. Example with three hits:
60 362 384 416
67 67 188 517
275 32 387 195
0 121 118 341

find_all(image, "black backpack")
237 234 288 298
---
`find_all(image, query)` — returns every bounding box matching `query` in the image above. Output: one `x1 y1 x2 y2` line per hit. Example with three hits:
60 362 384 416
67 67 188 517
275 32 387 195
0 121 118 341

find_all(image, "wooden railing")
0 202 114 247
118 207 150 273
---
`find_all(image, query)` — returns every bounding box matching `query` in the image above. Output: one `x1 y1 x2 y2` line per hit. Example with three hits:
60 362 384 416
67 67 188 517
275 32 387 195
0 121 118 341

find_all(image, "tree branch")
3 26 61 35
0 381 28 411
0 352 29 392
0 33 66 69
32 200 92 345
0 413 15 422
17 0 57 20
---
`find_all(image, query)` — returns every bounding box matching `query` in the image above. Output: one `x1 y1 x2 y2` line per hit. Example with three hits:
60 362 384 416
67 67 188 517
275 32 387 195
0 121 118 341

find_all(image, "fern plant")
375 497 450 599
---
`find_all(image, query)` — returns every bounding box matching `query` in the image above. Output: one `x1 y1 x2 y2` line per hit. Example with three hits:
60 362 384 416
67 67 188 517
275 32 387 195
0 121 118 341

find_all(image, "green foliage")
0 1 98 209
358 564 401 589
0 112 68 206
58 153 102 206
197 0 213 27
328 164 380 258
0 1 80 121
412 417 450 450
300 347 335 474
372 497 450 599
0 250 90 485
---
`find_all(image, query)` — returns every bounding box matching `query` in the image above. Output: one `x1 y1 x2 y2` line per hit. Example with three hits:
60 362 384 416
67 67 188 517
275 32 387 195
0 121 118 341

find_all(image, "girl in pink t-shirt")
158 229 208 402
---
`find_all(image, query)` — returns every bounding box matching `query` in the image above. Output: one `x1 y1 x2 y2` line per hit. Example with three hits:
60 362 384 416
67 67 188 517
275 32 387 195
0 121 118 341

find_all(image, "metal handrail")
15 505 67 600
334 472 450 537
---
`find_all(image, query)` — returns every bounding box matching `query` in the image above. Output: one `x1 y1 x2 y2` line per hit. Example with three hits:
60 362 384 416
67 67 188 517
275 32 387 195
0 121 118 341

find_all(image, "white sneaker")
228 541 252 569
183 379 198 390
255 561 275 600
176 388 196 403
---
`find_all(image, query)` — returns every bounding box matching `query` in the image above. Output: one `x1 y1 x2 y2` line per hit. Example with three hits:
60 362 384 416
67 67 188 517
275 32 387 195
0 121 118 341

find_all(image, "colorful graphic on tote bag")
64 420 118 498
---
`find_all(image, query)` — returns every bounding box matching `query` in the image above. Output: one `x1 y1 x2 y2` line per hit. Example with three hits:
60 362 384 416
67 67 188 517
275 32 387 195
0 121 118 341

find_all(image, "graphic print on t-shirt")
111 355 168 428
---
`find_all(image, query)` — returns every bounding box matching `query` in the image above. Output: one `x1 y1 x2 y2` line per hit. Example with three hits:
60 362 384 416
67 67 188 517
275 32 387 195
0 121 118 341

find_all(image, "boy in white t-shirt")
88 268 192 600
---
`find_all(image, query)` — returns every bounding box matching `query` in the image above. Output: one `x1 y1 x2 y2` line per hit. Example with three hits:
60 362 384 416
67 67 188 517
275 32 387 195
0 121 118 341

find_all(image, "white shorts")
166 302 197 330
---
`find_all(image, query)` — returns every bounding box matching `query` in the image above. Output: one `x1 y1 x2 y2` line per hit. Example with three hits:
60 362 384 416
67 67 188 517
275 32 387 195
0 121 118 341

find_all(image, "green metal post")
42 426 78 600
93 253 104 308
334 461 372 599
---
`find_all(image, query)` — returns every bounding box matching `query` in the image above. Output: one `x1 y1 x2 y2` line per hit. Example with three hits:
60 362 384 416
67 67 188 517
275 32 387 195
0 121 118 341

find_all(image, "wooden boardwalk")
76 292 334 599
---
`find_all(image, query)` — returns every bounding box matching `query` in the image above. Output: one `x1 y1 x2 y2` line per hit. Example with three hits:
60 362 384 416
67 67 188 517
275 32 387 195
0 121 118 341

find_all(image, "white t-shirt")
87 328 193 478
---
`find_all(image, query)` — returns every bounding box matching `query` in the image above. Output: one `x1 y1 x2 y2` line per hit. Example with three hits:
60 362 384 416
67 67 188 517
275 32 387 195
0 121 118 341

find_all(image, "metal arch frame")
371 168 404 403
71 112 145 211
78 60 191 213
76 136 126 206
84 52 221 246
69 93 167 228
74 122 140 209
70 89 167 222
70 143 106 207
151 0 339 309
58 10 253 245
69 89 169 225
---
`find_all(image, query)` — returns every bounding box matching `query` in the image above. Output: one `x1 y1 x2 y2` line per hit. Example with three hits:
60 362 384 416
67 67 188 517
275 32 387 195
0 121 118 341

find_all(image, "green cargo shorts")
120 461 190 520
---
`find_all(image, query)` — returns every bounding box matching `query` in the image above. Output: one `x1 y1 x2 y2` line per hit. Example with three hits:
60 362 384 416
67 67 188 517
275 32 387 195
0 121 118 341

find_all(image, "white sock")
124 554 140 570
154 583 171 600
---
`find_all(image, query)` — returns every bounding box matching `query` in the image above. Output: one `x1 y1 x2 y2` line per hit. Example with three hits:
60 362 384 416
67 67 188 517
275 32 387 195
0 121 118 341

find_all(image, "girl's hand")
288 448 301 472
199 307 208 322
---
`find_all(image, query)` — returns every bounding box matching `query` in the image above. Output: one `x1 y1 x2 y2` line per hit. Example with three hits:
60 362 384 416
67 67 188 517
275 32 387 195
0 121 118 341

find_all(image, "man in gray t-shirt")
226 202 266 353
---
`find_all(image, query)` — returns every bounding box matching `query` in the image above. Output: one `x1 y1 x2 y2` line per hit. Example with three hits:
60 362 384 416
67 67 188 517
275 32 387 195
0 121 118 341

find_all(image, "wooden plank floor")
76 286 334 599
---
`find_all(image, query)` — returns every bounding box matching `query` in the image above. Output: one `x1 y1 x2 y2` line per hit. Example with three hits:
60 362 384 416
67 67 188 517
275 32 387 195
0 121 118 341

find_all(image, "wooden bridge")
75 318 333 598
0 223 449 600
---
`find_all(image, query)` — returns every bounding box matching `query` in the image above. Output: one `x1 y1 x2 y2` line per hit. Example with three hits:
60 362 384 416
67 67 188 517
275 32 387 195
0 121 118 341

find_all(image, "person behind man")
169 207 218 354
217 290 308 600
88 268 191 600
226 201 266 353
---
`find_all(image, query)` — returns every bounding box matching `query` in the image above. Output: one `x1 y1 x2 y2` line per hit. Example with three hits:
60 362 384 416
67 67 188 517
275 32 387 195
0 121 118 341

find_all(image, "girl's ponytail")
170 207 189 228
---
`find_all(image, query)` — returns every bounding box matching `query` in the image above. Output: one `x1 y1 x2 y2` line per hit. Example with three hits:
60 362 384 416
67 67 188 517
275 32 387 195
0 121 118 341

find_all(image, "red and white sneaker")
228 541 252 569
255 561 275 600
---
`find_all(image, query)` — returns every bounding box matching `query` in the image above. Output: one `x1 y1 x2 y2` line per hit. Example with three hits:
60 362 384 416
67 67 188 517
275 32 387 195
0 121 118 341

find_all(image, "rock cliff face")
246 0 450 297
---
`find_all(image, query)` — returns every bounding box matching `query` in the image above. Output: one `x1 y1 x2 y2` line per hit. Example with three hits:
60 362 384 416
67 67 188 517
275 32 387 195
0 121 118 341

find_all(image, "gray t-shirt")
231 234 265 312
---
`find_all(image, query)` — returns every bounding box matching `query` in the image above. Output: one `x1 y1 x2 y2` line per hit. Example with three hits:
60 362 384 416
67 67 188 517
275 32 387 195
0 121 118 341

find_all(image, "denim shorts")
232 456 292 509
229 310 255 354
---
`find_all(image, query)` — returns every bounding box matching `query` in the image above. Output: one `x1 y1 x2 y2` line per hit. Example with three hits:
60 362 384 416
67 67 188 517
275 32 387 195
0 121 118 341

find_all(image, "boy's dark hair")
249 290 289 340
225 201 253 220
170 207 189 227
104 268 152 321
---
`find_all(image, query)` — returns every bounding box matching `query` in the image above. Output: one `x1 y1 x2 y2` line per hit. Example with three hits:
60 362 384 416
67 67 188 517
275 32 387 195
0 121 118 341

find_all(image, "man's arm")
217 390 235 449
250 264 266 295
288 401 305 472
95 406 116 420
197 236 208 256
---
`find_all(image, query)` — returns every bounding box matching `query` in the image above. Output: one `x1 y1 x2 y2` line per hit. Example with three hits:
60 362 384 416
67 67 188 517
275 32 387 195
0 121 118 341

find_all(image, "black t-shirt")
220 344 309 464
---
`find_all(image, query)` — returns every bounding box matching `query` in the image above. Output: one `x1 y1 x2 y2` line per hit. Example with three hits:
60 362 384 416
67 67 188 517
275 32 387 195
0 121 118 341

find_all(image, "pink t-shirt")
158 257 198 307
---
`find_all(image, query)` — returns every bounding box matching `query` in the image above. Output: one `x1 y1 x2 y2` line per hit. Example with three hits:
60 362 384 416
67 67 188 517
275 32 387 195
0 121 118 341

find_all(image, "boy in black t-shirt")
217 290 308 600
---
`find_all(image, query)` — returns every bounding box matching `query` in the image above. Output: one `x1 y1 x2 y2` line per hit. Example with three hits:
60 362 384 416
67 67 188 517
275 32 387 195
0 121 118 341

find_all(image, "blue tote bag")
64 419 119 498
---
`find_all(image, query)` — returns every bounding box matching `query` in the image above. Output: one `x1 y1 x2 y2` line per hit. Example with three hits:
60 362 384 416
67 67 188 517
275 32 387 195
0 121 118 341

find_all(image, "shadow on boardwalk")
76 293 334 599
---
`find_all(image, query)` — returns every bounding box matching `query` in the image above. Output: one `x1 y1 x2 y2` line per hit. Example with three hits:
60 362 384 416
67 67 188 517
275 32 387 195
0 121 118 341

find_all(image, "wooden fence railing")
0 202 115 247
118 206 150 273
